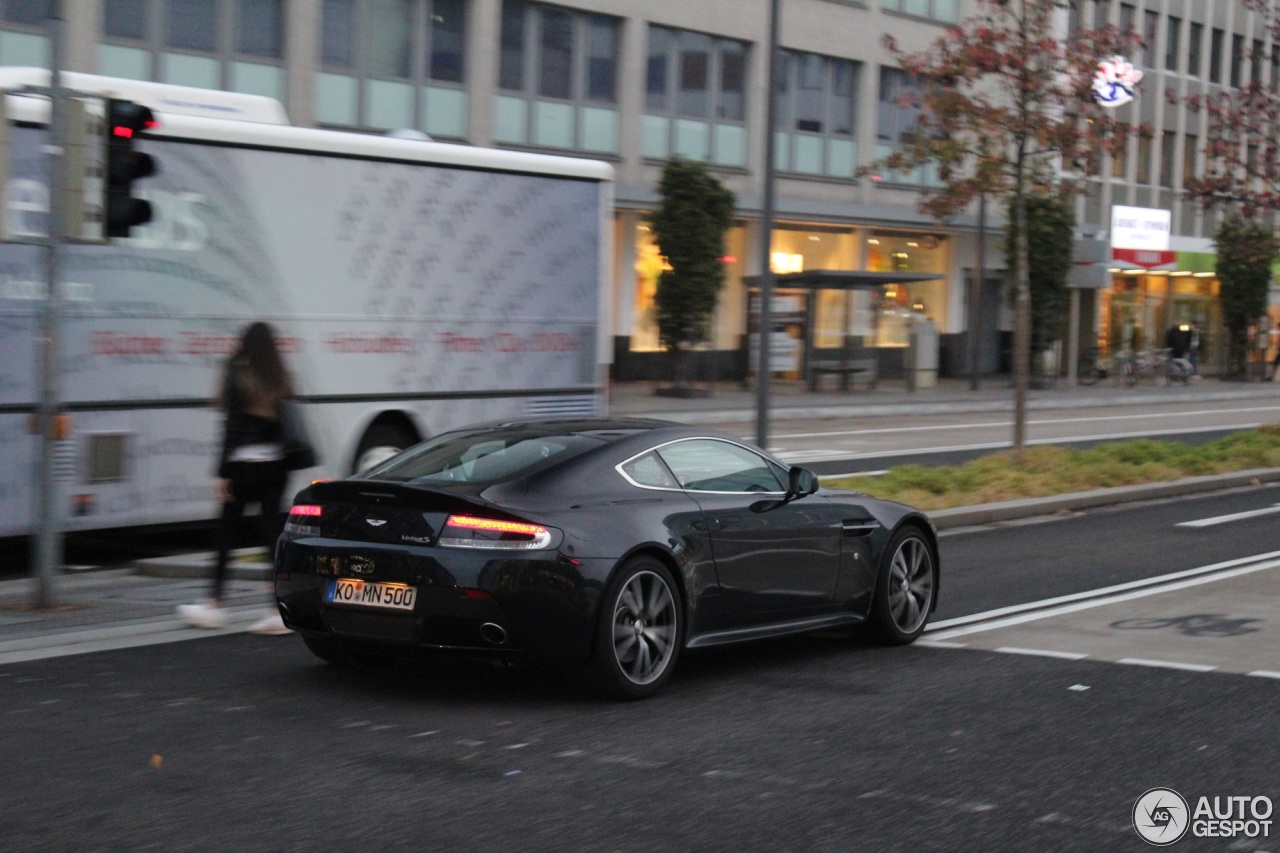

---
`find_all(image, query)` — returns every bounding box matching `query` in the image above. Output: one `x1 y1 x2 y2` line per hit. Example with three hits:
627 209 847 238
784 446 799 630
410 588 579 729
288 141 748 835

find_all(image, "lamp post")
754 0 781 448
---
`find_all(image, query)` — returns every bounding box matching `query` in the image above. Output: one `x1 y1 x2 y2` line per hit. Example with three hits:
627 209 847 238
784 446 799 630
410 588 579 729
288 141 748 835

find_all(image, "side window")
657 440 785 493
619 450 680 489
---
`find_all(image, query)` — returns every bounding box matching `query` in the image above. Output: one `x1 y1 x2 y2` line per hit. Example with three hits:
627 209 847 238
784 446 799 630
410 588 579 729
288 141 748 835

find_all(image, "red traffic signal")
104 99 159 238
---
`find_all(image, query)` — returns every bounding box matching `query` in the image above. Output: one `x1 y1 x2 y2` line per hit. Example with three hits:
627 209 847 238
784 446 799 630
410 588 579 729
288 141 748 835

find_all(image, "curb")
928 467 1280 530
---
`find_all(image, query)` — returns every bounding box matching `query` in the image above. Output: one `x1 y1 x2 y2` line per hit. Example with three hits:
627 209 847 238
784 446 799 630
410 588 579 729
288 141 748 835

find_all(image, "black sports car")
273 418 939 699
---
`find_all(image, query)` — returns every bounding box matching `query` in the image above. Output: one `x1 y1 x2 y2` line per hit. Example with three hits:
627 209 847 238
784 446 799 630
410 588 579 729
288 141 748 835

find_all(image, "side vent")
85 432 131 483
523 396 599 417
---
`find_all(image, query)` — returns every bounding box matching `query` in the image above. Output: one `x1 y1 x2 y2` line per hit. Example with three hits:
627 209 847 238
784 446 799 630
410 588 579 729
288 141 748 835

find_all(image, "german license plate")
325 578 417 611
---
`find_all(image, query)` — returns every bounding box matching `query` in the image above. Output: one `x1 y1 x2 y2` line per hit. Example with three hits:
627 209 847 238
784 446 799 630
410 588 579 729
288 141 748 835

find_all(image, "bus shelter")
744 270 943 390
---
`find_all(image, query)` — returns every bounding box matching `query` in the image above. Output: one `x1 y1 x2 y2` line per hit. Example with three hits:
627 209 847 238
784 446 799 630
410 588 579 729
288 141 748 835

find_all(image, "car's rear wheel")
587 557 682 700
869 526 936 645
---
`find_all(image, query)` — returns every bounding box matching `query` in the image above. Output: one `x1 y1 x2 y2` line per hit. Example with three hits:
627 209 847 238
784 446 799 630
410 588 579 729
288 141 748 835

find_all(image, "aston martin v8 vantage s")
273 418 939 699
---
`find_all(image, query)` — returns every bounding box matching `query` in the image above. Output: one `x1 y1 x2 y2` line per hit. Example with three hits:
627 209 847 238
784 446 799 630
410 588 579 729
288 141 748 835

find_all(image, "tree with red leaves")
868 0 1141 453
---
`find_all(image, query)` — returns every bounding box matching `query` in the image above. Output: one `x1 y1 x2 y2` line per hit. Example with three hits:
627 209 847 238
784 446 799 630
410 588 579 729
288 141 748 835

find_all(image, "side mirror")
788 466 820 497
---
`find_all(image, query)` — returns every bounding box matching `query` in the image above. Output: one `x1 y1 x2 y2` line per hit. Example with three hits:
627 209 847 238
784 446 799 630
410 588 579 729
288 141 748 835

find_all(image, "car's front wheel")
869 526 936 644
587 557 683 700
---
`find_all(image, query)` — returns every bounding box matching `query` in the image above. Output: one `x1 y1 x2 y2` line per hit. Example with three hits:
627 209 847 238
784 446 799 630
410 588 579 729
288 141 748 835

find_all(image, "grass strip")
822 424 1280 510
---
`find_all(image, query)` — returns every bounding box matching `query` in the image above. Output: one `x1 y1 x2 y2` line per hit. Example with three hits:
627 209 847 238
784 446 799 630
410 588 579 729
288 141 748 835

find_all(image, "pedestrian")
178 322 293 634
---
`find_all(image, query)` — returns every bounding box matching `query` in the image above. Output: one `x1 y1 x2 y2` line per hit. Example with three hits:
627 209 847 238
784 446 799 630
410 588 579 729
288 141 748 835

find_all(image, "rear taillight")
437 515 557 550
284 503 322 536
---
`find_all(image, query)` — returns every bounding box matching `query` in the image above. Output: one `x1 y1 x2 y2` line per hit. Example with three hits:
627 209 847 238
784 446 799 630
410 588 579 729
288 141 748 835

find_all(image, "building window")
1111 138 1128 179
880 0 960 25
643 24 747 166
1164 16 1179 73
0 0 51 66
1187 22 1202 78
317 0 468 138
496 1 620 154
1252 39 1265 86
875 66 936 186
1136 134 1152 184
1141 10 1157 69
1159 130 1176 188
1231 34 1243 88
1182 134 1197 187
1092 0 1109 27
98 0 284 98
105 0 148 41
1119 3 1134 36
775 50 858 178
1209 28 1223 84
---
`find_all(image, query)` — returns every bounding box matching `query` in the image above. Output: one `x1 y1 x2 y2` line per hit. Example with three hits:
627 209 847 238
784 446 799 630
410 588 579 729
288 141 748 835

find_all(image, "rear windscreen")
364 430 600 485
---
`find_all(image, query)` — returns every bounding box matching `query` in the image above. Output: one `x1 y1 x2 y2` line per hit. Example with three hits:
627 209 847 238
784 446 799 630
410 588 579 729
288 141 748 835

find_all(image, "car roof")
441 416 683 440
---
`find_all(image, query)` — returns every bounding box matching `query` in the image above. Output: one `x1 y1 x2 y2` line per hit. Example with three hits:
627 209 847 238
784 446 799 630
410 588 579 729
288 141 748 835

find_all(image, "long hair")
219 321 293 416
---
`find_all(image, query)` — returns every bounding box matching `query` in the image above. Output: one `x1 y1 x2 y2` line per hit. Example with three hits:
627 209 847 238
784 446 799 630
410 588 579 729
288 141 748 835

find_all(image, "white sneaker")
249 610 291 636
177 601 227 629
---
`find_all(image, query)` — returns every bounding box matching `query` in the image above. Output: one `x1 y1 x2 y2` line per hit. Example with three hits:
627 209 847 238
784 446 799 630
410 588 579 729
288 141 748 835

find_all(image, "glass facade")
98 0 285 99
643 25 748 167
317 0 468 137
496 1 620 153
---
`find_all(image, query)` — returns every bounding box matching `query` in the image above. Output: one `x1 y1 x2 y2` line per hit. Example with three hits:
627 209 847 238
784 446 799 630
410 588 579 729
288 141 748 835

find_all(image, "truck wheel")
354 423 416 473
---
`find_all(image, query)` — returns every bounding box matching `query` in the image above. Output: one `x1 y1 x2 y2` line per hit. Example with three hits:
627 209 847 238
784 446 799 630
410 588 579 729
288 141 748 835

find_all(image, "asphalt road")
1 488 1277 851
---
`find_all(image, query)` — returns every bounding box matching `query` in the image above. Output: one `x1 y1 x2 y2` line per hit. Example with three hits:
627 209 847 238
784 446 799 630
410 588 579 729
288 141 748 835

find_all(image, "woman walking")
178 322 293 634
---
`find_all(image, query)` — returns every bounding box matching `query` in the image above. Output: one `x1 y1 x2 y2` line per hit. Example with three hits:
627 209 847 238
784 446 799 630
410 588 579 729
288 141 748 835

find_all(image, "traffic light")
104 99 157 238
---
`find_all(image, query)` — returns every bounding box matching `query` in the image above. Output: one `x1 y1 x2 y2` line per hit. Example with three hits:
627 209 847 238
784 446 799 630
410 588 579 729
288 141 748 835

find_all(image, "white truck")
0 69 613 537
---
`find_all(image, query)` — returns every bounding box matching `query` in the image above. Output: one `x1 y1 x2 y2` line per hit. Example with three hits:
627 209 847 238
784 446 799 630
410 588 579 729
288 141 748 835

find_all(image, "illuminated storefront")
617 216 956 380
1098 251 1221 371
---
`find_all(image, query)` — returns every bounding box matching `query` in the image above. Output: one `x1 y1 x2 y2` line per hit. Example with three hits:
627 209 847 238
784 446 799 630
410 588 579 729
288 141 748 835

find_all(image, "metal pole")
34 2 66 607
755 0 780 448
970 191 985 391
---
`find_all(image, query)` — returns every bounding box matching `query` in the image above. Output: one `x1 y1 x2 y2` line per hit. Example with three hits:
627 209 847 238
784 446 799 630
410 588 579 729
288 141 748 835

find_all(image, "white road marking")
1116 658 1217 672
926 550 1280 633
926 556 1280 641
993 647 1089 660
1248 670 1280 679
1176 503 1280 528
917 639 967 648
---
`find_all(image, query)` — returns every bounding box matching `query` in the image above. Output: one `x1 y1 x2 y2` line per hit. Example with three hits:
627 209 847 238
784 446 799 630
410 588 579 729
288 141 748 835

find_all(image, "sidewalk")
607 373 1280 424
3 374 1280 663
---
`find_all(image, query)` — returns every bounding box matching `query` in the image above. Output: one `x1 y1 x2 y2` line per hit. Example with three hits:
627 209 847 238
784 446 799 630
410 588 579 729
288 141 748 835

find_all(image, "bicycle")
1075 349 1109 385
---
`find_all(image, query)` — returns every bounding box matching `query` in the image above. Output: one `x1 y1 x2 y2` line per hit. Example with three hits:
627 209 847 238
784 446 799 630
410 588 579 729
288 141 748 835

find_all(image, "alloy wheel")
887 535 934 635
611 570 678 685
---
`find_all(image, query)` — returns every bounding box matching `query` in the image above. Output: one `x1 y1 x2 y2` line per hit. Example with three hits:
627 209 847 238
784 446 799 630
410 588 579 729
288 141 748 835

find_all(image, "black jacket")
216 359 283 477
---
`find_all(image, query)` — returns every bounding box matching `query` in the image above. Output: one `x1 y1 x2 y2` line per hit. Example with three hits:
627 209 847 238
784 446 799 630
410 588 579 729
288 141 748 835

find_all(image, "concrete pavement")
4 374 1280 661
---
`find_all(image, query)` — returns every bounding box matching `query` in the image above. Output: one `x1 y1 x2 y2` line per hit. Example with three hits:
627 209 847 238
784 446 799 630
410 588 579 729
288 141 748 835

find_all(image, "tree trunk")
1011 177 1030 457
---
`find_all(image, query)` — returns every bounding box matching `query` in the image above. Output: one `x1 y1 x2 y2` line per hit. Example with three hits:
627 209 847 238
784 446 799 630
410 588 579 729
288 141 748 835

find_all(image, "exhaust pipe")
479 622 508 646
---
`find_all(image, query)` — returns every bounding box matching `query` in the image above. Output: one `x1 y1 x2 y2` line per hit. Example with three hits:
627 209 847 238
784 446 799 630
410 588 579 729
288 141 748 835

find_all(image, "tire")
869 526 937 645
354 422 416 474
586 557 683 700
